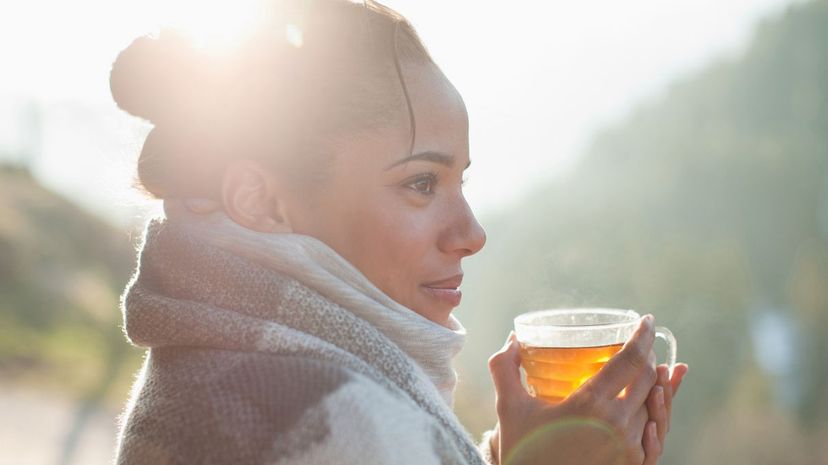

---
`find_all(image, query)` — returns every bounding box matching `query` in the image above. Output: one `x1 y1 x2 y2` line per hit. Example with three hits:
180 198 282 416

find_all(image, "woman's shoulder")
150 346 359 403
118 347 447 465
145 346 403 429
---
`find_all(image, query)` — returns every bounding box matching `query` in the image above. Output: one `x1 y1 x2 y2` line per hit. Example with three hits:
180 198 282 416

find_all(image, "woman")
111 1 688 464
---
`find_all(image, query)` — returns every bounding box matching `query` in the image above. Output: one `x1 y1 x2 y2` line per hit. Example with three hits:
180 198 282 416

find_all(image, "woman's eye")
406 174 437 195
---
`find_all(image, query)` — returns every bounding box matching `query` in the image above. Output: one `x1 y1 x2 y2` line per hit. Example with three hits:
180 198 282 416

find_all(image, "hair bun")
109 30 202 124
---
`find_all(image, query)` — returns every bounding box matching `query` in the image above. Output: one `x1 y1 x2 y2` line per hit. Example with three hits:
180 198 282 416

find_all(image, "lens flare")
503 417 624 465
163 0 263 53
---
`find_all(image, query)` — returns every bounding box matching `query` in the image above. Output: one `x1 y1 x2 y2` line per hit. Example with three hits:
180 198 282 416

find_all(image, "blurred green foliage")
0 165 142 402
455 1 828 463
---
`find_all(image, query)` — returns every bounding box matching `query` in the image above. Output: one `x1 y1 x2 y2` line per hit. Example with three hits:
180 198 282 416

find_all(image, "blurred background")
2 0 826 464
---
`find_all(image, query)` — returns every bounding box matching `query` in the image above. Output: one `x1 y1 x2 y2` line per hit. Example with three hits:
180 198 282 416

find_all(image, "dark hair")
110 0 433 199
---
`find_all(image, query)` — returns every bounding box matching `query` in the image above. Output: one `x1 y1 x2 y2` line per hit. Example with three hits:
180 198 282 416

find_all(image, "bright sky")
0 0 801 225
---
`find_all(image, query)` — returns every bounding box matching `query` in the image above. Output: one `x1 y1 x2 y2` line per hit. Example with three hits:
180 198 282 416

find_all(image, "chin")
414 304 454 328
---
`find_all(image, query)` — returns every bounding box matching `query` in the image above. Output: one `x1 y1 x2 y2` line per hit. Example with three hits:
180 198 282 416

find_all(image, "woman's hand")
642 361 689 462
487 316 687 465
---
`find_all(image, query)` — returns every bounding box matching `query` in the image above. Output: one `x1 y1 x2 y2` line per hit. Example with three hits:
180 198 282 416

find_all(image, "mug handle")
655 326 677 377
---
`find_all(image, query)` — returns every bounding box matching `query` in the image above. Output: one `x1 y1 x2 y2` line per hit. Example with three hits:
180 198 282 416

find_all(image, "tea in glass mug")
514 308 677 403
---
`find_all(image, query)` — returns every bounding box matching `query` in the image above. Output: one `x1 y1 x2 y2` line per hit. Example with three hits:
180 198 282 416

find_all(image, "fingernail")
656 386 664 407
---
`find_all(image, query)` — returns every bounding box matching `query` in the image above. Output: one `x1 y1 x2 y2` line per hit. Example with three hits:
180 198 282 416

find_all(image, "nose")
438 194 487 258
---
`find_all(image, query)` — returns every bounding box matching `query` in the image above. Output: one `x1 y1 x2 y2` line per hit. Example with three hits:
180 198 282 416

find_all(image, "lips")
422 274 463 307
422 274 463 289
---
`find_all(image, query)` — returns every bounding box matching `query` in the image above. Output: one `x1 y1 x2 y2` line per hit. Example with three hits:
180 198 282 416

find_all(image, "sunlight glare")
285 23 304 48
163 0 263 52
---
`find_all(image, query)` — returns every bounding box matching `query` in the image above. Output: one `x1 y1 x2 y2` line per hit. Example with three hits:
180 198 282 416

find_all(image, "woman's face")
287 63 486 327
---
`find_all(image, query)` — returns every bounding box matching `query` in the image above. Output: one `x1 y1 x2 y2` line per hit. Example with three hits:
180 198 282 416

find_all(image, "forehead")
403 62 469 156
326 63 469 176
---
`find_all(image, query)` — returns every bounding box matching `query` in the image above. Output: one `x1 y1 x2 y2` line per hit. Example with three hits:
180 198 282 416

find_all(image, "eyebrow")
384 151 471 171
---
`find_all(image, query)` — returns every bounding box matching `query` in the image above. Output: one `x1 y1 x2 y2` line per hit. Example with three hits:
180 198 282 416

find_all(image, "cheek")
337 199 436 301
356 205 431 276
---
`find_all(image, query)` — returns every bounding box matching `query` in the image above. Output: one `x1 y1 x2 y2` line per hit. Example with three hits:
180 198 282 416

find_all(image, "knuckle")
487 352 503 370
495 394 530 420
572 387 602 417
628 446 645 465
494 391 518 417
571 385 594 407
626 344 648 370
645 365 658 385
494 394 508 415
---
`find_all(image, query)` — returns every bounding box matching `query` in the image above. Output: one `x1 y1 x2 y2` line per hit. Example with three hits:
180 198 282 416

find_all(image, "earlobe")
220 161 294 234
265 201 294 233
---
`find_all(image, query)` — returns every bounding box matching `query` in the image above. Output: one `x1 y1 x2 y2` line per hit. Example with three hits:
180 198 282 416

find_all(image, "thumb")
488 331 530 408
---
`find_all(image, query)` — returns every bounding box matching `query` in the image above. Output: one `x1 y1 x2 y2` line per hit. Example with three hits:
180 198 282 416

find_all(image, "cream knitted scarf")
163 200 467 404
119 200 488 464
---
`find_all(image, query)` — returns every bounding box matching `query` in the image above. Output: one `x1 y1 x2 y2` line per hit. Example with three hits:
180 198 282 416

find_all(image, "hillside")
0 164 140 399
455 2 828 463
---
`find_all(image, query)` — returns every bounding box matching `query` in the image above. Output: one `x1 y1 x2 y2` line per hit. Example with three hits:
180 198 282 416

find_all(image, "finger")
633 403 649 441
620 351 657 414
645 384 667 445
656 365 672 433
488 331 531 411
626 405 649 465
583 315 656 400
642 421 662 465
670 363 689 397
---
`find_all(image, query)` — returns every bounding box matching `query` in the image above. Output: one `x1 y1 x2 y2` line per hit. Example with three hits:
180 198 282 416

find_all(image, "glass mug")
514 308 677 403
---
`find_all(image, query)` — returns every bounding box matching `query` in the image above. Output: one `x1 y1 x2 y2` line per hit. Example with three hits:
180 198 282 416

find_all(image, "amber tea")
519 343 623 402
514 309 676 404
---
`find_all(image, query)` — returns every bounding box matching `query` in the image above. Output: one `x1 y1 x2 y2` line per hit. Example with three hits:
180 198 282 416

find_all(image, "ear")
220 160 294 233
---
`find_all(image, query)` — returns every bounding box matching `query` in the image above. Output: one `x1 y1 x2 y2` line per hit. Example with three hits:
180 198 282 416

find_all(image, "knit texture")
115 203 496 464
